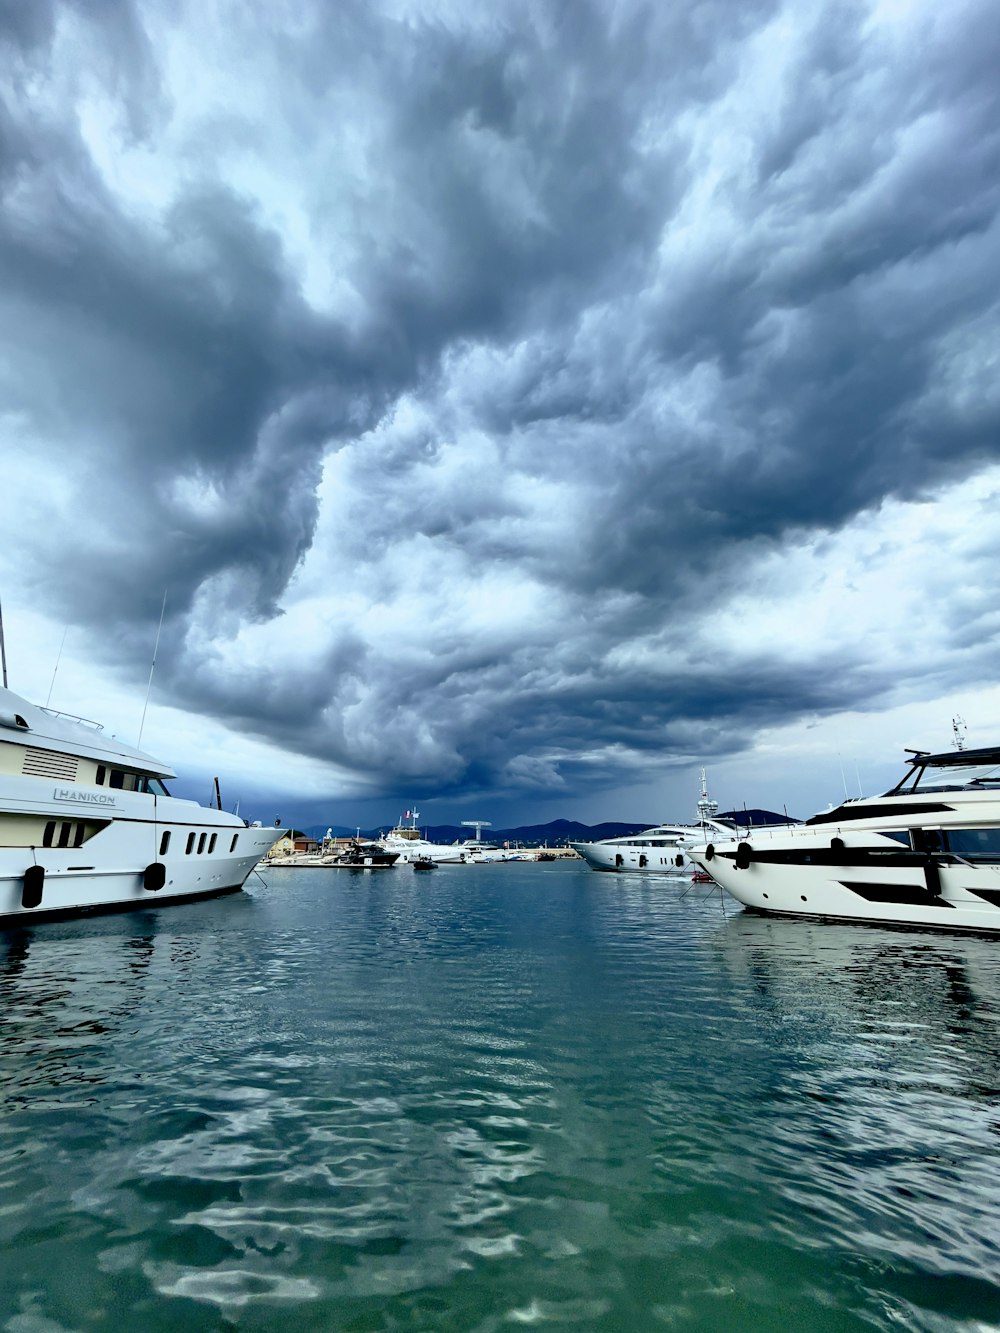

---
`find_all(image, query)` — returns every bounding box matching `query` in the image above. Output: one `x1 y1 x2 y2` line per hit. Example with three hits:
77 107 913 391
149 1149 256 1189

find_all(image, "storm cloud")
2 0 999 823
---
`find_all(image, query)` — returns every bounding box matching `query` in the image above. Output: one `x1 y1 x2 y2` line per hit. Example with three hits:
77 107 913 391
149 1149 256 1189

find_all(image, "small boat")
688 741 1000 932
412 857 437 871
0 683 283 922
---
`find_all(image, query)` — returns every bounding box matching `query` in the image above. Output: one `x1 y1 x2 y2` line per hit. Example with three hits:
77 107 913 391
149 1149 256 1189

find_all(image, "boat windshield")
891 760 1000 794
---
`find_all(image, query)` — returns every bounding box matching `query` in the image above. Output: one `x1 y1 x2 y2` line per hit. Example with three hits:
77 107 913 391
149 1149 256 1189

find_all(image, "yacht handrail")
37 706 105 731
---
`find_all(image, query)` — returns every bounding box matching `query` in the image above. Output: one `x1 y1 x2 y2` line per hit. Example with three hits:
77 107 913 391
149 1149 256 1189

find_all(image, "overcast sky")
2 0 999 830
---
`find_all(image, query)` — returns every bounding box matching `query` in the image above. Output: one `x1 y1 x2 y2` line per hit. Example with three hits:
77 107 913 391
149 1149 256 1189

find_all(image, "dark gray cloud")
2 0 1000 820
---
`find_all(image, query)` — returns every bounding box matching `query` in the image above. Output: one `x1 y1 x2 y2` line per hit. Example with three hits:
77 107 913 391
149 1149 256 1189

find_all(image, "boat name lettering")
53 788 118 806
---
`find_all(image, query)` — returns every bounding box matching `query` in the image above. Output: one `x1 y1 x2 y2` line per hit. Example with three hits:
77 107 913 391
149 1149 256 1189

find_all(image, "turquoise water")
1 860 999 1330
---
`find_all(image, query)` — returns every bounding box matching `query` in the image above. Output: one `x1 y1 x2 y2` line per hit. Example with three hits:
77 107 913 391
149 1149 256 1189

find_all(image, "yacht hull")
0 787 280 923
570 841 693 874
691 833 1000 934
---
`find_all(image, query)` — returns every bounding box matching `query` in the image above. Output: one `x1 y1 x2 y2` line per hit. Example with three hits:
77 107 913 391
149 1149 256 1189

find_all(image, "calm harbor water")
1 860 999 1331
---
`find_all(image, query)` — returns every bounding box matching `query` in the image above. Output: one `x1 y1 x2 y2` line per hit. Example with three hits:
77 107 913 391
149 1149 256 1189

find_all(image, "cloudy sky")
2 0 999 830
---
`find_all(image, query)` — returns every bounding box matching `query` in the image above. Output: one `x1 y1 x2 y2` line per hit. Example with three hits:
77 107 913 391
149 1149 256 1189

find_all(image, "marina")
1 859 998 1329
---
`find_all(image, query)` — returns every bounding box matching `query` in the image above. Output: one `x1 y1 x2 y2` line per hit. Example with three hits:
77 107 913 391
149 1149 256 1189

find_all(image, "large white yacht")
689 743 1000 932
378 810 467 864
0 685 283 923
570 772 733 874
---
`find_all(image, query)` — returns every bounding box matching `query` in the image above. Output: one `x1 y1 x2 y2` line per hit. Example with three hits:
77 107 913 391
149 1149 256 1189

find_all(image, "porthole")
208 833 217 854
197 832 207 854
186 832 195 855
230 834 239 853
159 831 171 856
763 893 769 899
800 895 807 902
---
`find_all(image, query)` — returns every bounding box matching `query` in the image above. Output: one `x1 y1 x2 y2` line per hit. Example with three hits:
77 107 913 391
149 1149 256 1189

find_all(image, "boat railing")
38 706 105 731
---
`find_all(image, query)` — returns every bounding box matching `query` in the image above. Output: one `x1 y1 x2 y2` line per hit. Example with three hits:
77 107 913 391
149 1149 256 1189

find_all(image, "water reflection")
707 912 1000 1304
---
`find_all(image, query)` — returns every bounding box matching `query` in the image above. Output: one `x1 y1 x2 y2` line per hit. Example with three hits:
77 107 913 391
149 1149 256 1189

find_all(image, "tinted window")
159 831 171 856
186 832 195 854
43 820 55 848
208 833 217 854
230 835 239 853
96 765 106 785
197 832 206 854
946 828 1000 860
109 770 125 789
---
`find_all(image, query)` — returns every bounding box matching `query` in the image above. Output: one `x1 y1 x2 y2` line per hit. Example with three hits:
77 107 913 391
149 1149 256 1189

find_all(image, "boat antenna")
952 716 967 751
214 777 222 811
0 595 8 688
45 626 69 708
137 590 167 748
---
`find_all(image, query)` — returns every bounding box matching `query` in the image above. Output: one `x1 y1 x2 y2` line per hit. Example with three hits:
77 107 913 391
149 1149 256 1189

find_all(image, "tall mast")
696 768 719 824
0 595 7 688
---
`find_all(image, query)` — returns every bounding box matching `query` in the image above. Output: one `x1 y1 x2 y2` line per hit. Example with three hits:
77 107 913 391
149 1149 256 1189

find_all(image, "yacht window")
73 823 85 848
186 832 195 854
945 828 1000 860
42 820 55 848
57 822 71 848
230 834 239 853
109 770 125 789
159 831 171 856
197 832 207 854
95 765 106 785
208 833 217 853
148 778 171 797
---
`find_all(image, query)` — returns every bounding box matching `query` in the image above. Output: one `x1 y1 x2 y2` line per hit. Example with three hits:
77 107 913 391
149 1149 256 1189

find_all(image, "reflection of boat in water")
570 771 733 874
378 810 466 863
324 842 399 869
0 684 282 923
713 911 1000 1100
691 742 1000 933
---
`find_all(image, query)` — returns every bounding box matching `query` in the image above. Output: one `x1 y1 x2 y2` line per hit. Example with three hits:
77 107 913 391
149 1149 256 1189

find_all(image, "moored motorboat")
689 743 1000 932
323 841 399 868
570 771 732 874
378 809 466 863
0 684 283 923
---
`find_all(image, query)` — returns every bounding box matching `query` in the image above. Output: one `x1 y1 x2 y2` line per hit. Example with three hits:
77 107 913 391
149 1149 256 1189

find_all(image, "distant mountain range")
298 810 795 844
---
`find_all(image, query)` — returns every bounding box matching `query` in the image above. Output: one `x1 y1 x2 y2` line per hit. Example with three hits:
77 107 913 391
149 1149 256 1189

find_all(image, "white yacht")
378 810 466 864
0 685 283 923
689 744 1000 932
570 771 732 874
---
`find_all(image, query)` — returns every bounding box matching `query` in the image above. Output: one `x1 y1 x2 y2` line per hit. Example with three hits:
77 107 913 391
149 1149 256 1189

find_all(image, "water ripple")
0 869 999 1327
